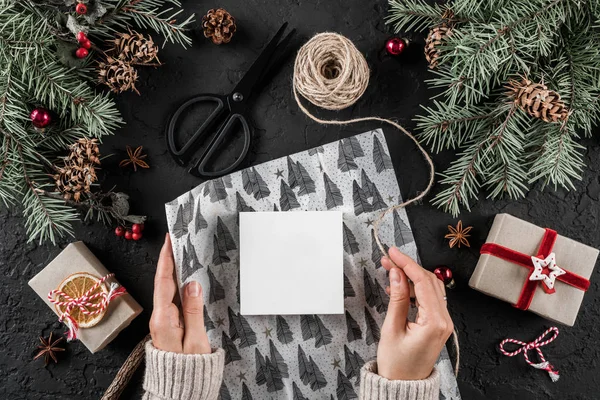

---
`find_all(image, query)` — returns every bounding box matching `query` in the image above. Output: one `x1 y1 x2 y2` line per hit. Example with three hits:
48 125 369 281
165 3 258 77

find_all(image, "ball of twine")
293 33 370 111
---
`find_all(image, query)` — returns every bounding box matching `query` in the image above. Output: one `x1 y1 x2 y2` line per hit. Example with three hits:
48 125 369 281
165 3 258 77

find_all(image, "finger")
381 267 410 333
388 247 441 314
182 281 211 354
383 257 415 297
154 233 178 308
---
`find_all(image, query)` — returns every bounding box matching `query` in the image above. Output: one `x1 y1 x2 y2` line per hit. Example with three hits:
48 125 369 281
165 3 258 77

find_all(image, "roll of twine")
293 32 459 376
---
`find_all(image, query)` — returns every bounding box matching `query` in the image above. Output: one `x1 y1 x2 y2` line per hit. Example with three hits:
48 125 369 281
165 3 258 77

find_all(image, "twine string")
48 273 126 341
292 32 459 376
499 326 560 382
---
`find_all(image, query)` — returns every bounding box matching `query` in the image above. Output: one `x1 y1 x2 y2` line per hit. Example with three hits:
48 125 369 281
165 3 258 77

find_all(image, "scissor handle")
191 112 251 178
166 94 228 166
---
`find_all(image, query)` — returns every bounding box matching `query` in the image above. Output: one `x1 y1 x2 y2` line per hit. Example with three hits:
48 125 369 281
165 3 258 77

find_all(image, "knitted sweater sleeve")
142 341 224 400
359 361 440 400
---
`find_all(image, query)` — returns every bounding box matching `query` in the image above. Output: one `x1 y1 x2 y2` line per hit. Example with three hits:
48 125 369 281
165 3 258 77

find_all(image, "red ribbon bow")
499 326 560 382
481 228 589 310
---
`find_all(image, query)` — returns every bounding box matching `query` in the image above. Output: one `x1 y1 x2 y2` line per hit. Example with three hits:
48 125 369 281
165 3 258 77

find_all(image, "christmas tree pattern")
373 135 393 173
241 382 253 400
300 314 332 348
343 345 365 383
336 370 358 400
308 146 324 156
288 156 316 196
394 209 415 247
363 267 389 313
242 167 271 200
352 180 373 216
236 191 255 212
203 175 232 202
279 179 301 211
204 305 215 332
364 307 381 345
343 222 360 255
207 267 225 304
219 382 231 400
371 229 390 269
292 381 308 400
276 315 294 345
194 195 208 233
172 204 188 239
228 307 257 348
345 311 362 342
222 332 242 365
298 345 327 391
344 274 356 298
323 172 344 209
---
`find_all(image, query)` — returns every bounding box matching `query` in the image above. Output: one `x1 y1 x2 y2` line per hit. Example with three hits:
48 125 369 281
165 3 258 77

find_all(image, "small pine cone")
109 30 160 64
54 164 97 202
98 57 139 94
508 78 569 123
424 9 454 69
68 138 101 166
202 8 236 45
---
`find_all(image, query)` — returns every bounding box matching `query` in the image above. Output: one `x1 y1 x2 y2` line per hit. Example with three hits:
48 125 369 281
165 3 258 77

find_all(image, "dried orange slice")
54 272 108 328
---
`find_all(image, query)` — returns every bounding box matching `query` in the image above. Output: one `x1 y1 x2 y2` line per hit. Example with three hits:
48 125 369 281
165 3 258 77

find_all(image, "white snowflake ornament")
530 252 566 290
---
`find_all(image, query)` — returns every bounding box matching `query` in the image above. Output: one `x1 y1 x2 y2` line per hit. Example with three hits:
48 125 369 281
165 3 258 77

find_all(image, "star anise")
34 333 65 366
119 145 149 171
445 220 472 248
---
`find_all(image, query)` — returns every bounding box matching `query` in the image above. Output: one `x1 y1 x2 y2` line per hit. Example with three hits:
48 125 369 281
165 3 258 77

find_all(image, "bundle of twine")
293 32 459 375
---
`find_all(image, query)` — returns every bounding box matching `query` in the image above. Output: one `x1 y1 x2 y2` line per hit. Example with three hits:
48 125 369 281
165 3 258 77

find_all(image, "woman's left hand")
149 233 211 354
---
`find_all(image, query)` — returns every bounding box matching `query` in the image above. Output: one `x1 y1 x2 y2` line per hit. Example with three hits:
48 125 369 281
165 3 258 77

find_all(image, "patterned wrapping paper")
165 129 461 400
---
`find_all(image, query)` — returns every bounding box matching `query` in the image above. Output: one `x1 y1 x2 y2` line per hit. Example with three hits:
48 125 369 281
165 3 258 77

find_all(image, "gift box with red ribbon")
469 214 598 326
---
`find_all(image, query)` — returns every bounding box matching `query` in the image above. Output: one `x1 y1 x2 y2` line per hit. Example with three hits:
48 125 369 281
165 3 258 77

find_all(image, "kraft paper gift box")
29 241 143 353
469 213 598 326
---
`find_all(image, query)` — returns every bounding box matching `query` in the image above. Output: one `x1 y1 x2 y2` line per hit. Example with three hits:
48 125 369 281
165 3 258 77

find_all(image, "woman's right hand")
376 247 454 381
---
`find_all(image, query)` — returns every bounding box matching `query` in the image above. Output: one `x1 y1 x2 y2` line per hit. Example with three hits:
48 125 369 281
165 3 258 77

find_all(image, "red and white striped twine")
499 326 560 382
48 273 126 341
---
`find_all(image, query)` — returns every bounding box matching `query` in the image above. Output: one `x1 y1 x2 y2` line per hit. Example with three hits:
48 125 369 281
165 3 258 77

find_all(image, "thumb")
382 267 410 333
182 281 211 354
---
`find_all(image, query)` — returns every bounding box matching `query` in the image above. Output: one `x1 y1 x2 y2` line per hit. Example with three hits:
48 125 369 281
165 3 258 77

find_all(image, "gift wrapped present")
28 242 142 353
469 213 598 326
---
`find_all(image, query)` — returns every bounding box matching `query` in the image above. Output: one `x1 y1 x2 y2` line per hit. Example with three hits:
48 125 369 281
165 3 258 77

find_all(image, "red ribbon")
480 228 590 310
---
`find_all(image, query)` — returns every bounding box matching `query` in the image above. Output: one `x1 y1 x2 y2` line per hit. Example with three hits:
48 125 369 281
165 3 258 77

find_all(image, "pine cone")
98 57 139 94
508 78 569 123
424 10 454 69
109 30 160 64
54 138 100 202
54 164 97 202
68 138 101 166
202 8 236 45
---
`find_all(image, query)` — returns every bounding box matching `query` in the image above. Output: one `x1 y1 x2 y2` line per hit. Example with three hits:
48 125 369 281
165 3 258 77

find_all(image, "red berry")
385 37 407 56
124 230 133 240
132 223 144 234
76 31 88 43
75 47 88 59
75 3 88 14
132 232 143 241
81 39 92 49
115 226 125 237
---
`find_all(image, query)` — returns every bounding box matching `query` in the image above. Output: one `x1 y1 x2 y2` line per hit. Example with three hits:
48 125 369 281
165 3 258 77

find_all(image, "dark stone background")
2 1 600 399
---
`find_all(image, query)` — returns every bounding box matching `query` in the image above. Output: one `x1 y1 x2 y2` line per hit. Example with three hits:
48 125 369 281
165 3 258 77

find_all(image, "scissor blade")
231 22 290 99
254 28 296 92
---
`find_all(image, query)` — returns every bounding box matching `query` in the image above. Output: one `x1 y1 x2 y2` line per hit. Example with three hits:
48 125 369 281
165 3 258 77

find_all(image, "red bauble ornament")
434 266 455 289
75 47 89 59
124 230 133 240
115 226 125 237
30 107 52 129
132 232 143 241
132 223 144 234
75 3 88 14
76 31 88 43
385 37 407 56
81 40 92 50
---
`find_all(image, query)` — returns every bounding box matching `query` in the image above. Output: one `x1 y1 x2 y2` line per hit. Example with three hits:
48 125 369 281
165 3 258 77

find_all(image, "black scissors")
166 23 296 178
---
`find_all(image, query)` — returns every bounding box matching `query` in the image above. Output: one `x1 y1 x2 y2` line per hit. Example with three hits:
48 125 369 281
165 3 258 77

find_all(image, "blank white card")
239 211 344 315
